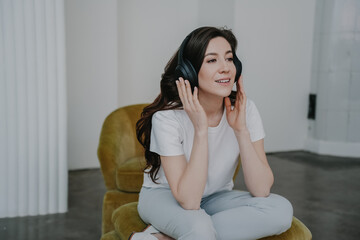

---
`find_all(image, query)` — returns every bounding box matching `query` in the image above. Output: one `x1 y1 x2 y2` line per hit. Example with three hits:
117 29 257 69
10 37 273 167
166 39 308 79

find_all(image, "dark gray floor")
1 151 360 240
0 170 105 240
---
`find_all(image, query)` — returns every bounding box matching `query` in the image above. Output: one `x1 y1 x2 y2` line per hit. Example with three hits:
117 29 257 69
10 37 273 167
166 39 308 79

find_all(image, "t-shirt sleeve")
246 99 266 142
150 111 184 156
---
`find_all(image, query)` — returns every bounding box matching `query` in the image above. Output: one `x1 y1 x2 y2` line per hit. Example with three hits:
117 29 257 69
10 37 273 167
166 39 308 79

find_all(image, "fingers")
192 86 200 106
176 77 196 110
235 76 246 109
176 77 188 106
184 79 196 109
176 78 186 105
236 76 245 95
239 76 247 103
239 76 245 95
224 97 232 113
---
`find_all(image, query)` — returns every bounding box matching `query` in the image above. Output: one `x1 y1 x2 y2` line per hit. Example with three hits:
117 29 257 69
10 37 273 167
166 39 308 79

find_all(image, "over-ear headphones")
175 32 242 90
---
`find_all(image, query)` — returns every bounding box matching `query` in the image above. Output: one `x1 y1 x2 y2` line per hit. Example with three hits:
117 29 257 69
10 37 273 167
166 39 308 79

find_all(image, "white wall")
117 0 199 106
66 0 317 169
65 0 118 169
233 0 316 152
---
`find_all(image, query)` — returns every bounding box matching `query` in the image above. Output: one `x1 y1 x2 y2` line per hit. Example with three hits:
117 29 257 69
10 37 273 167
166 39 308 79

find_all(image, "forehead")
205 37 232 53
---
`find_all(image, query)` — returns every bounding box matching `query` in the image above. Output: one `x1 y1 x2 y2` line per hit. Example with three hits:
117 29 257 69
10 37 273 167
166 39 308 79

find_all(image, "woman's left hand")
224 76 247 134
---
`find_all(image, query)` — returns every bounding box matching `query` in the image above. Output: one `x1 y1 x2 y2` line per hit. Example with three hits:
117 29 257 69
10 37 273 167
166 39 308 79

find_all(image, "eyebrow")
204 50 233 57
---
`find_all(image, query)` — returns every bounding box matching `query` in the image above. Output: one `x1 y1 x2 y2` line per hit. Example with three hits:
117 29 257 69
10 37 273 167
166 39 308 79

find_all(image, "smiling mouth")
215 79 230 83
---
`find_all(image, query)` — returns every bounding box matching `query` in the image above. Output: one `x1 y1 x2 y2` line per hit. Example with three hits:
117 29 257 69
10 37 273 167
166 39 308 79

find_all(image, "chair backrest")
97 104 148 190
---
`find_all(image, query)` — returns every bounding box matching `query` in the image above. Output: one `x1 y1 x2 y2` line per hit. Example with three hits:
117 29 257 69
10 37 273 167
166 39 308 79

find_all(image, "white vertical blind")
0 0 67 217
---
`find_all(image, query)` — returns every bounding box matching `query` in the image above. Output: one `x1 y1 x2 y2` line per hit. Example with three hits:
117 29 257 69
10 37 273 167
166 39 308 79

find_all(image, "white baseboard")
304 138 360 158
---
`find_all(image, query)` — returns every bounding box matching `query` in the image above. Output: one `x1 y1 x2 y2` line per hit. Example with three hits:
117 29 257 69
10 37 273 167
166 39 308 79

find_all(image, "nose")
219 59 230 73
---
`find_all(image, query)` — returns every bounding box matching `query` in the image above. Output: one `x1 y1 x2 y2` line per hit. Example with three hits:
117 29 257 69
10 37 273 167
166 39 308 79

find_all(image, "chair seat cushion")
112 202 312 240
112 202 147 240
116 156 146 192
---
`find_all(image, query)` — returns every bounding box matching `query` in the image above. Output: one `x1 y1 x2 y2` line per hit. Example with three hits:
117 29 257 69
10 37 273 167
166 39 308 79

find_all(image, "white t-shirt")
142 98 265 197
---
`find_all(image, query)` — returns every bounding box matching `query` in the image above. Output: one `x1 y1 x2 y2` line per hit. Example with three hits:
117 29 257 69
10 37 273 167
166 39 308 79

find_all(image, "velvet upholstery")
97 104 312 240
98 104 148 234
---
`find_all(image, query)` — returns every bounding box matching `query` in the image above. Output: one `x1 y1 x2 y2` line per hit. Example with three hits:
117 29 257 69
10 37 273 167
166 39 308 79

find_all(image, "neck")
198 92 224 123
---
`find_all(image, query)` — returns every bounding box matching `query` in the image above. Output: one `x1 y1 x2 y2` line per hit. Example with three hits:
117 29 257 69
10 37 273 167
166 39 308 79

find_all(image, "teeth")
216 79 230 83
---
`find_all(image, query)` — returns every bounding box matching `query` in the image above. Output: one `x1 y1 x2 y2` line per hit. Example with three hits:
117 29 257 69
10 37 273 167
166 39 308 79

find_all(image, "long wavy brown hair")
136 26 239 183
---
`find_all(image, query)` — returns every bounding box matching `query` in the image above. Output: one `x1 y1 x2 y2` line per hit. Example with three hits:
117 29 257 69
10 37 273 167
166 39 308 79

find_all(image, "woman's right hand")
176 77 208 133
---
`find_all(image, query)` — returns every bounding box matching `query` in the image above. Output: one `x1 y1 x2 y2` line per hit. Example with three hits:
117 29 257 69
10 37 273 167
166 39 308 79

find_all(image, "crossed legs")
138 187 293 240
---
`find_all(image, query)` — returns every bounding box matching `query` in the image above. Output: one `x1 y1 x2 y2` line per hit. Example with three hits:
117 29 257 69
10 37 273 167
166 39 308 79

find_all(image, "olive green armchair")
97 104 312 240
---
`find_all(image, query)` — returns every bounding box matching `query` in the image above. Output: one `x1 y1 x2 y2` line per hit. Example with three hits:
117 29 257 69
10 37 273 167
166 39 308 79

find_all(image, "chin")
219 88 233 97
199 85 233 98
211 90 232 99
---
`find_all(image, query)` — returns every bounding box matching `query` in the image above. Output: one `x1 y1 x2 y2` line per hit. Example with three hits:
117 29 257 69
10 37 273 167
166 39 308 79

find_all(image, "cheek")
198 67 212 83
198 79 209 90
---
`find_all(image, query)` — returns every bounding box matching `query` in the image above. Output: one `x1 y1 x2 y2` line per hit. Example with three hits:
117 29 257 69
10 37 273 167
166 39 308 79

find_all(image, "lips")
215 79 230 83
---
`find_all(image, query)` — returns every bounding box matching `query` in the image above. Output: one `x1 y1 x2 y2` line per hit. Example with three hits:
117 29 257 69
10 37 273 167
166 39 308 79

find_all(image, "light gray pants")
138 187 293 240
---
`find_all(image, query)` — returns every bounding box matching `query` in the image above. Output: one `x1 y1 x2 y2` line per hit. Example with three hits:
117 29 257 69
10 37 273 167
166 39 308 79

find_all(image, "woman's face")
198 37 236 98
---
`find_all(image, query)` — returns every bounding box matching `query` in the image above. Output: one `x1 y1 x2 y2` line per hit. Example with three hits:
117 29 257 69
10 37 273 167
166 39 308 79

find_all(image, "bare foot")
152 233 175 240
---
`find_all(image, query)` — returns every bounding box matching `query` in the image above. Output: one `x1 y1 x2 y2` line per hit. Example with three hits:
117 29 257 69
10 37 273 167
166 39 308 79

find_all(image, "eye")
207 59 217 63
226 57 234 62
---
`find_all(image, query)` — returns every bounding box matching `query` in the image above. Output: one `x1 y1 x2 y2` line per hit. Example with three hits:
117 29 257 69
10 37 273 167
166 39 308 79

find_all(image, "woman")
132 26 293 240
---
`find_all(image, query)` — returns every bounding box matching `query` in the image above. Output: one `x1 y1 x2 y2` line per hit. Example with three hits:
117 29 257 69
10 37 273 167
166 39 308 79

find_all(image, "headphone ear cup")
175 58 198 91
182 58 198 88
233 55 242 82
175 33 199 91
